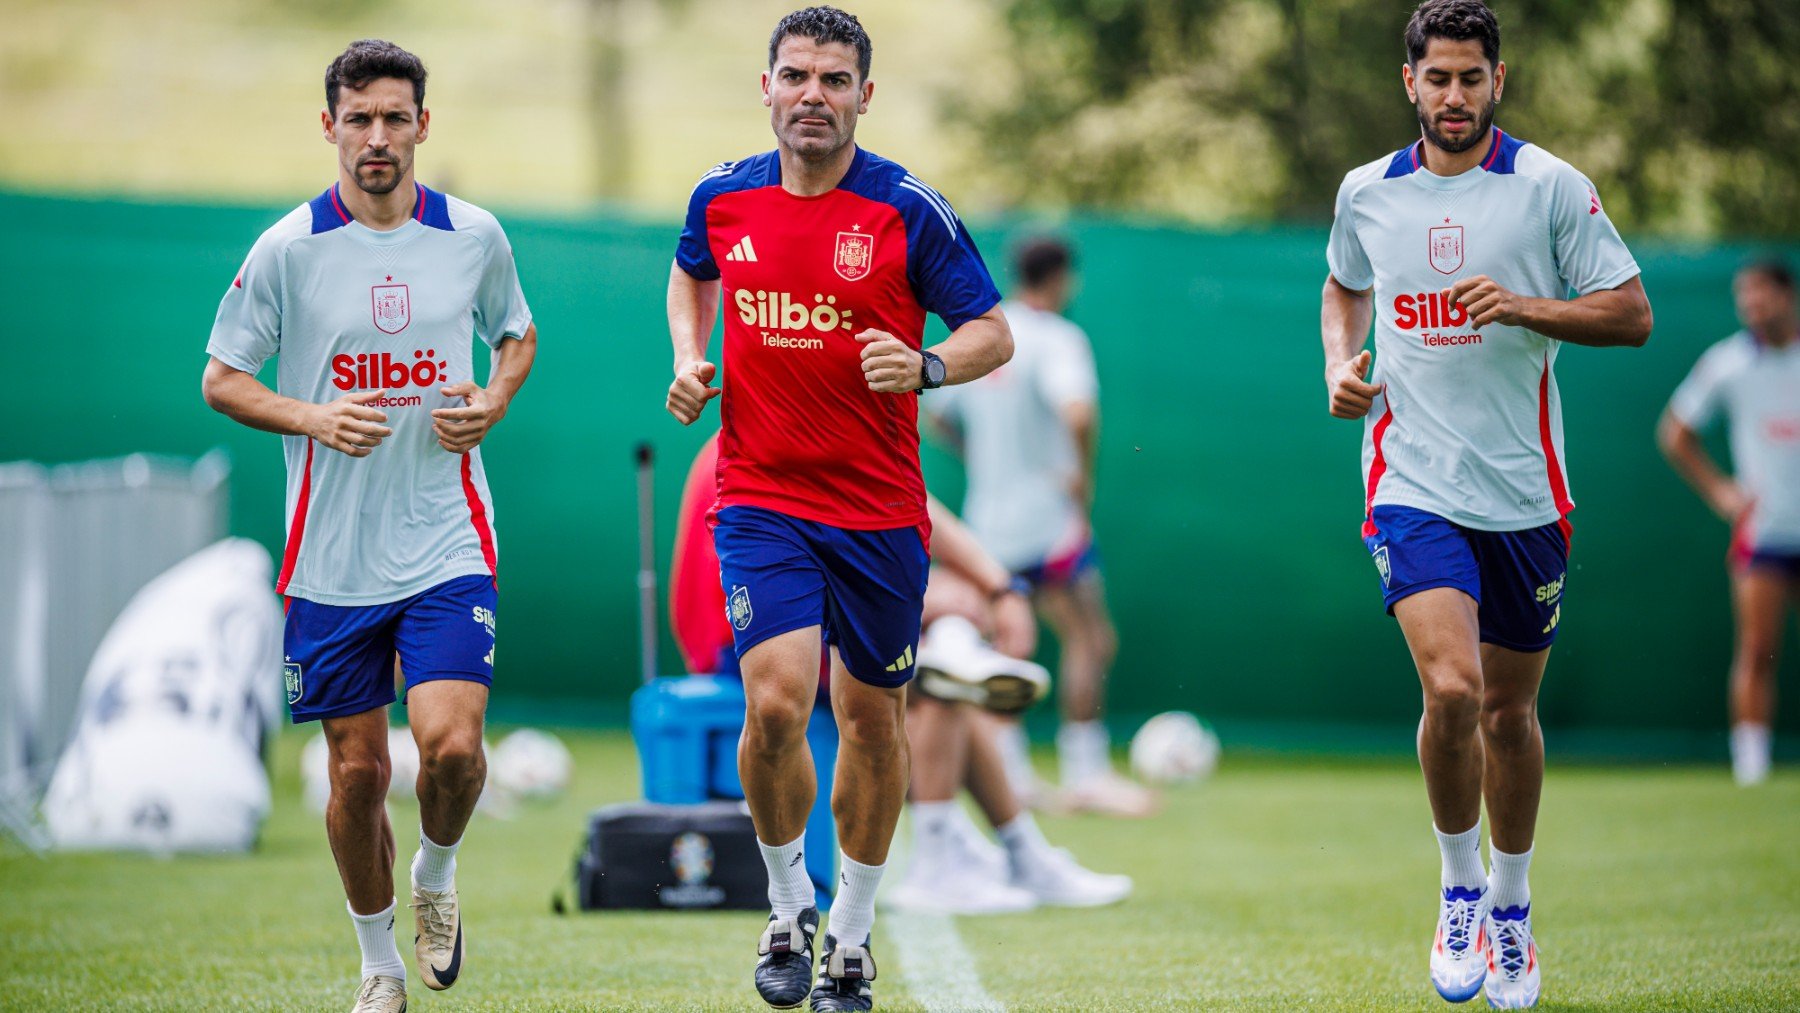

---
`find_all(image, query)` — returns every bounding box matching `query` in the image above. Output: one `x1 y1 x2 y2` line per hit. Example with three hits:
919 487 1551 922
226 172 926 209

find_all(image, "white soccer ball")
301 731 331 813
387 727 421 800
1129 711 1220 784
490 728 573 800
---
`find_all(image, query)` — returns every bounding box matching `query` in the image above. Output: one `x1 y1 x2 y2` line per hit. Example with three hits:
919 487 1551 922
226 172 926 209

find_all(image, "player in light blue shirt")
201 40 535 1012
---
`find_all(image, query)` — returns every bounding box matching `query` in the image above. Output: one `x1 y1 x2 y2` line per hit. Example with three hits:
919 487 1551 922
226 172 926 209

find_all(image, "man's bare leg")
1393 588 1486 842
1729 568 1788 785
827 650 908 947
323 706 410 985
401 679 489 989
1477 643 1550 921
739 626 824 917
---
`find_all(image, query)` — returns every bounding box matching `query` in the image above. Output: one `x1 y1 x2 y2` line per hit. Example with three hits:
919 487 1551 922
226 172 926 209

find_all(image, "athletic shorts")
282 574 497 723
1017 536 1101 589
1732 543 1800 581
1363 505 1569 653
713 505 929 688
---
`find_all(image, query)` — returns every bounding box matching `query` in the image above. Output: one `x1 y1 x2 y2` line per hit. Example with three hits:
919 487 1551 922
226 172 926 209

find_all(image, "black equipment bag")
575 799 769 911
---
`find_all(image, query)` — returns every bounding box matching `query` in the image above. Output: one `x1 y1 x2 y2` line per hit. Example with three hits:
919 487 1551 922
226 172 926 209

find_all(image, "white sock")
1487 842 1532 912
909 800 957 862
995 812 1055 868
347 900 408 981
1434 822 1486 892
1732 722 1772 786
411 829 460 892
997 721 1036 797
829 852 885 947
758 832 814 918
1058 720 1111 786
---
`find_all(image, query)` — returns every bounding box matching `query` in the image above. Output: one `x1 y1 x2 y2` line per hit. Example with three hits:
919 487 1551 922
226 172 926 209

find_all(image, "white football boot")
350 974 407 1013
1483 904 1540 1008
1430 886 1493 1003
1009 844 1133 908
410 878 463 991
914 615 1050 715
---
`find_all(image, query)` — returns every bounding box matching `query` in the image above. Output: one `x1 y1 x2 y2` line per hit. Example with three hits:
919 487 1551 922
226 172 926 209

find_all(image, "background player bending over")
202 40 536 1013
662 8 1010 1011
1659 259 1800 786
1321 1 1651 1006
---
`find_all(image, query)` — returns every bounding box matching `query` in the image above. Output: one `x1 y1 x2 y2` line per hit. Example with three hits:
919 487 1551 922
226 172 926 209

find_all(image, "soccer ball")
1129 711 1220 784
490 728 573 800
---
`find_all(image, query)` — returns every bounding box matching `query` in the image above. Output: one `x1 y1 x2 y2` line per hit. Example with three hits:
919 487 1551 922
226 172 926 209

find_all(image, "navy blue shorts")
1017 537 1101 589
282 574 497 723
1738 547 1800 582
1363 505 1569 653
713 505 929 688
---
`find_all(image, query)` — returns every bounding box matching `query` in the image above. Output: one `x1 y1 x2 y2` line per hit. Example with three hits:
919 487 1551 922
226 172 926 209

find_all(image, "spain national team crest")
372 283 411 334
283 662 304 706
1428 225 1464 275
729 585 754 631
1373 546 1392 588
833 230 875 282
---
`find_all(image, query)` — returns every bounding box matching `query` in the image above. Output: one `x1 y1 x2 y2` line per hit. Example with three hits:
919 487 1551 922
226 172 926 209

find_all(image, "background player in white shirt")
1320 2 1651 1006
201 40 536 1013
925 237 1153 817
1659 260 1800 787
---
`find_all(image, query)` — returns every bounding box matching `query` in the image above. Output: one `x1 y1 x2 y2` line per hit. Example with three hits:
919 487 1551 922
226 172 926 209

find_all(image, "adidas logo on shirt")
725 235 759 262
884 645 915 673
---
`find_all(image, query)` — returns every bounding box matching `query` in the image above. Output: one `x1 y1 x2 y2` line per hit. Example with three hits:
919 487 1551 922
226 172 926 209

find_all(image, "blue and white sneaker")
755 907 819 1009
1484 905 1540 1009
1430 886 1492 1003
808 934 875 1012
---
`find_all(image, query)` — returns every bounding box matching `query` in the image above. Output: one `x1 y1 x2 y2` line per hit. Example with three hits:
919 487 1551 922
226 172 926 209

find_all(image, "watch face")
926 356 947 386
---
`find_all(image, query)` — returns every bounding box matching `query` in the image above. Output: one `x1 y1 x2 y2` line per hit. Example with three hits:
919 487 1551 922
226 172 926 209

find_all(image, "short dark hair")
325 39 427 117
1405 0 1500 67
1015 237 1074 289
769 7 873 81
1739 258 1796 292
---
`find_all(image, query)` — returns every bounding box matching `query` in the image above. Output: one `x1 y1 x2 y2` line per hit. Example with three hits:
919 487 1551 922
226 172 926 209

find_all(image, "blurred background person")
925 236 1154 818
1659 259 1800 786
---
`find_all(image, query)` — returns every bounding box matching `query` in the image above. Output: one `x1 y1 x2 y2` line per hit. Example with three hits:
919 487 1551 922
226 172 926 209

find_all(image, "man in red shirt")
663 8 1011 1011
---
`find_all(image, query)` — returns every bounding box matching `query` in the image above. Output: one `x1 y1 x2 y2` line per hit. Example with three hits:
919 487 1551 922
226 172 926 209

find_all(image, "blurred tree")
954 0 1800 235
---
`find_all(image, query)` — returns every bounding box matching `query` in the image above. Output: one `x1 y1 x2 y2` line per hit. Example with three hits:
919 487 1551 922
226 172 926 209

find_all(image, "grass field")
3 729 1796 1011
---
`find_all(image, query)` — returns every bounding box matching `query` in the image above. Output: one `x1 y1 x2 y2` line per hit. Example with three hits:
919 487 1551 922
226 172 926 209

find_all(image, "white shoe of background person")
350 974 407 1013
1008 844 1133 908
1060 771 1160 818
884 824 1037 916
945 804 1010 881
914 615 1051 715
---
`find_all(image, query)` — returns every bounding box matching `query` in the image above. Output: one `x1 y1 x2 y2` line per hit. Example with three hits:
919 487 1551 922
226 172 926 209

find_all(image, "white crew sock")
1058 720 1111 787
1487 842 1532 912
1434 822 1486 892
996 721 1036 798
829 852 885 947
909 800 957 863
348 900 408 981
758 832 814 918
411 829 460 892
995 812 1056 870
1732 722 1772 786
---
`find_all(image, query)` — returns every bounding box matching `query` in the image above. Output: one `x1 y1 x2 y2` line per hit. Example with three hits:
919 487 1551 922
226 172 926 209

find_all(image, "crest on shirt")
372 283 411 334
1428 225 1464 275
834 230 875 282
729 585 754 631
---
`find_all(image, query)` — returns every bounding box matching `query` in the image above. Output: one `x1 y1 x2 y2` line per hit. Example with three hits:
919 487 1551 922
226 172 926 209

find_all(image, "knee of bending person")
923 570 986 628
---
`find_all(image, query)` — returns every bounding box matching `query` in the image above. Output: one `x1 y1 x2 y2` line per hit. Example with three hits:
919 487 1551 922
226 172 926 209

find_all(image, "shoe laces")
1440 890 1482 956
411 891 456 949
357 976 403 1004
1491 913 1532 979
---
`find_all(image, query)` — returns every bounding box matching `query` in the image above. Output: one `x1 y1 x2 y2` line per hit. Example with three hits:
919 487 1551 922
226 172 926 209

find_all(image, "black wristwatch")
919 349 947 390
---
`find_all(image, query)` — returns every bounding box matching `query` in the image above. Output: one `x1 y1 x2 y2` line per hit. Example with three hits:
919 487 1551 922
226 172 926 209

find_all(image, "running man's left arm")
859 306 1012 392
431 219 537 453
1444 165 1653 348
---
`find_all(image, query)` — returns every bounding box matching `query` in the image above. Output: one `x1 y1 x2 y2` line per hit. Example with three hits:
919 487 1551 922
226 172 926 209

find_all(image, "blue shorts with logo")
1017 537 1101 589
713 505 929 688
283 574 497 723
1363 505 1569 653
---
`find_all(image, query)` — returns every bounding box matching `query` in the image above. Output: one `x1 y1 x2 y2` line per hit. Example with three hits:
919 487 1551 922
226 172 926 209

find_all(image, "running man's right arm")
1321 275 1380 419
665 260 722 425
201 358 393 458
